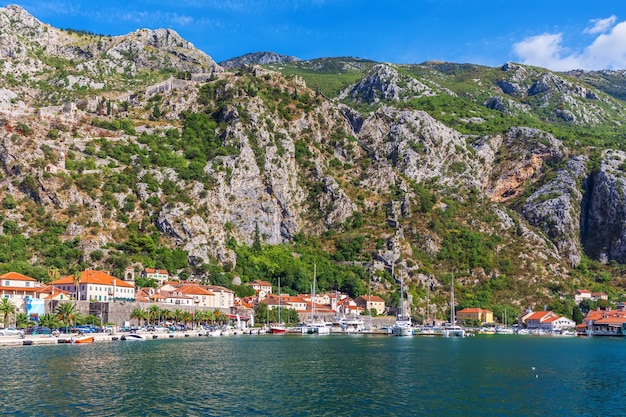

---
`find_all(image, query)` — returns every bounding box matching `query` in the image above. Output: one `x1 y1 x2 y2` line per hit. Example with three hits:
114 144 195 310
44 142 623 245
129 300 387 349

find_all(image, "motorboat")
269 325 286 335
58 334 95 344
392 317 413 336
121 333 146 341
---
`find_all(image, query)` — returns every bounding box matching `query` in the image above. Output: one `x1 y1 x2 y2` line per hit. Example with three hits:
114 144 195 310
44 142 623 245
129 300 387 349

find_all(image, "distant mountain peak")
218 51 301 69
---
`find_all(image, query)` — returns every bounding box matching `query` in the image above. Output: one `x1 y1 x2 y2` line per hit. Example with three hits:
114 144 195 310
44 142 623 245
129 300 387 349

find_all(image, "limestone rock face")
338 64 434 104
581 150 626 263
357 106 480 189
219 52 301 69
521 156 587 267
479 127 565 202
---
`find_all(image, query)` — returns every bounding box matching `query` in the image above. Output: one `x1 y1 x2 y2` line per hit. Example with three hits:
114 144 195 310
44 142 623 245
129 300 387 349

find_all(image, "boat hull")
270 327 286 335
442 327 465 338
121 334 146 341
392 326 413 336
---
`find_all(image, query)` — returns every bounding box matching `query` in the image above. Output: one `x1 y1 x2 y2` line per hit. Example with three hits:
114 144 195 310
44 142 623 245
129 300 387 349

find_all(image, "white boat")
392 265 414 336
418 325 436 335
301 264 330 335
442 273 465 338
121 333 146 341
206 328 222 337
339 316 364 332
495 326 514 335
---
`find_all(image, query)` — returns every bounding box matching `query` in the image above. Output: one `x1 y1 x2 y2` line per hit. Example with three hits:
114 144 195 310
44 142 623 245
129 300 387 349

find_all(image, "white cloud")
512 33 582 71
584 15 617 35
513 17 626 70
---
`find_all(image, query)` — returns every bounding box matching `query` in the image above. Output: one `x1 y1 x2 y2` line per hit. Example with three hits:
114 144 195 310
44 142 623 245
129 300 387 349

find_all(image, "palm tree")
55 302 78 329
213 309 227 325
148 304 161 325
39 313 62 329
72 270 82 301
160 308 172 325
130 308 147 327
0 298 16 327
172 308 184 326
47 267 60 284
15 312 31 328
181 311 193 329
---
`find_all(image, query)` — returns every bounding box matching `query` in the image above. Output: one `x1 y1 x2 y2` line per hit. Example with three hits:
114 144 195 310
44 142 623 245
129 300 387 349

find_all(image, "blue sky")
7 1 626 70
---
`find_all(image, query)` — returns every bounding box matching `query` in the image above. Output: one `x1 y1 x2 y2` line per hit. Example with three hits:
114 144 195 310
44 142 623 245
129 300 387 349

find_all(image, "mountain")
2 5 626 320
219 52 301 69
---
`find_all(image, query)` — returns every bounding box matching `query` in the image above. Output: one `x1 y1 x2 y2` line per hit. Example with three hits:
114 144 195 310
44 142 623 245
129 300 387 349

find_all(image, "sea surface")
2 333 625 416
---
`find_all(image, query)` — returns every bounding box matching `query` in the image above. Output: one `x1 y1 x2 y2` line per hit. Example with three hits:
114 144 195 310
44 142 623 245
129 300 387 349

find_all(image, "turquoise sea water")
2 334 625 416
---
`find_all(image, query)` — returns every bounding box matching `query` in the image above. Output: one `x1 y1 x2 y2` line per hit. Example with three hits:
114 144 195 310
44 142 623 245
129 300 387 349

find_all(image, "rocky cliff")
2 5 626 312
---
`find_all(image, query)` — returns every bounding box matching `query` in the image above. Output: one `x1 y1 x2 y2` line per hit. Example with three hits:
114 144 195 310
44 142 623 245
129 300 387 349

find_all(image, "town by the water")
1 268 622 346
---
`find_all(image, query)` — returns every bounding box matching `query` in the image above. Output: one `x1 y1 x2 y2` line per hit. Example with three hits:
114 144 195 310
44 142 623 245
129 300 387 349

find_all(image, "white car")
0 327 24 337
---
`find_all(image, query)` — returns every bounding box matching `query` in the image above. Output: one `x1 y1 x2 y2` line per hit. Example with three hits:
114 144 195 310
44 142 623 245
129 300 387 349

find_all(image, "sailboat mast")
278 276 281 324
451 273 455 325
427 285 430 324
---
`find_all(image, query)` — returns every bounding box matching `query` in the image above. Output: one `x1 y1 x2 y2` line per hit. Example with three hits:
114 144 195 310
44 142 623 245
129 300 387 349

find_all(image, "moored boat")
121 333 146 341
301 264 331 335
392 265 414 336
269 325 286 335
443 273 465 338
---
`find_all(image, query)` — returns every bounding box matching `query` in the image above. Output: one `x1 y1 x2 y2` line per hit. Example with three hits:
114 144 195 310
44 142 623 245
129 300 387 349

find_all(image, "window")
4 280 9 286
25 282 30 287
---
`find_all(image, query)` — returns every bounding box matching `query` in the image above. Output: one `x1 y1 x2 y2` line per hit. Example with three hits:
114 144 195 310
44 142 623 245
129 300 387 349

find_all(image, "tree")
572 305 584 325
253 222 262 253
39 313 62 329
72 270 82 301
148 304 161 325
130 308 147 326
55 302 78 328
0 298 16 327
15 312 31 328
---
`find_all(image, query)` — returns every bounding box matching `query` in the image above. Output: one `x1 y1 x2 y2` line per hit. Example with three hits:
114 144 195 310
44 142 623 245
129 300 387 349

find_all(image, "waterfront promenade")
0 330 247 347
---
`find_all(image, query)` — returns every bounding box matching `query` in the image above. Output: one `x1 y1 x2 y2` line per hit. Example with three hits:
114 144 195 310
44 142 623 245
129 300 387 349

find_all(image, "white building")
51 270 135 302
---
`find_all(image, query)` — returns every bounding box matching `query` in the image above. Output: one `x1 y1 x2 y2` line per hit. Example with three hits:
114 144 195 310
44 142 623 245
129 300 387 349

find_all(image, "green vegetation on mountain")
4 4 626 324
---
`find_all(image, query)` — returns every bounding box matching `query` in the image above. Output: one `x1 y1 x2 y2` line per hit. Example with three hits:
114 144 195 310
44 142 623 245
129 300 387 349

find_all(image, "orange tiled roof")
0 272 37 282
145 268 169 274
526 311 553 321
52 270 134 288
595 316 626 324
249 280 272 287
178 285 214 296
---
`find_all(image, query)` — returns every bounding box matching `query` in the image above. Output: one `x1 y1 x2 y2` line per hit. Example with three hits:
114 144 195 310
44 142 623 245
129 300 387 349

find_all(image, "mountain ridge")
2 5 626 321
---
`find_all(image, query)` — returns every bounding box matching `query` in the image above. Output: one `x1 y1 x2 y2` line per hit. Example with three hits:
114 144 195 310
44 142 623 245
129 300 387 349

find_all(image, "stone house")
456 308 494 324
355 295 386 316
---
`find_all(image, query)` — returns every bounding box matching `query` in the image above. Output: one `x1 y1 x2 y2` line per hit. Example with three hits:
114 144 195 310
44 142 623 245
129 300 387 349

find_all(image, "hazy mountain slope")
219 52 301 69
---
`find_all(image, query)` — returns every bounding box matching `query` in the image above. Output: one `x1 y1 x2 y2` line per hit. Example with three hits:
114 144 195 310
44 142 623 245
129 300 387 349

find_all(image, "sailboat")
495 309 514 334
441 273 465 338
392 264 414 336
420 284 436 335
270 276 286 335
301 264 330 335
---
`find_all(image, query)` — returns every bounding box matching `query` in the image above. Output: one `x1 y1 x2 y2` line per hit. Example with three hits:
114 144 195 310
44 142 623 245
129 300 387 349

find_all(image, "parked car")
72 325 96 334
0 327 24 337
25 326 51 335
